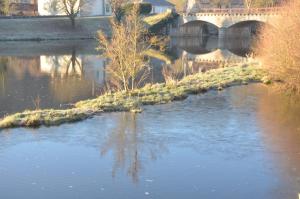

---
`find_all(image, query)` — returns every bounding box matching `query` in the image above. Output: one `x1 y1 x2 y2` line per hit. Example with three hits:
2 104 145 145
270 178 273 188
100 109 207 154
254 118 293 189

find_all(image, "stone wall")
0 16 112 41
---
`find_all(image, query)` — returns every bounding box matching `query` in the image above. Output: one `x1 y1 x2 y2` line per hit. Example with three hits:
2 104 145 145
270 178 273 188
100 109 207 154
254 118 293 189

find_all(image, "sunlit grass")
143 10 173 26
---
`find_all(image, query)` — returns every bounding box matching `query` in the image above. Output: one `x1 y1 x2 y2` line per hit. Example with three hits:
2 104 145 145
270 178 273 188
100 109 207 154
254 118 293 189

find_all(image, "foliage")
143 10 178 33
258 0 300 93
98 4 164 92
121 3 152 17
0 65 267 129
0 0 9 16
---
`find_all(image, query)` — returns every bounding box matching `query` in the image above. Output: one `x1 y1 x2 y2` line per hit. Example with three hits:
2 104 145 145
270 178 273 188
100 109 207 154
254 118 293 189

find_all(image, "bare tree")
60 0 84 27
211 0 230 8
244 0 252 9
98 4 165 91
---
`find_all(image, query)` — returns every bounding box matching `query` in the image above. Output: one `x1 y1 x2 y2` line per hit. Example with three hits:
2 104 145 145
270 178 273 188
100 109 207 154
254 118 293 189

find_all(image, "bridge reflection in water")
169 36 258 74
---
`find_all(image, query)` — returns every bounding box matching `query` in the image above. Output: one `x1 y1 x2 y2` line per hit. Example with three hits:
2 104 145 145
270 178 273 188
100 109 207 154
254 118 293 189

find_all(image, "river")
0 37 299 198
0 36 254 116
0 84 299 198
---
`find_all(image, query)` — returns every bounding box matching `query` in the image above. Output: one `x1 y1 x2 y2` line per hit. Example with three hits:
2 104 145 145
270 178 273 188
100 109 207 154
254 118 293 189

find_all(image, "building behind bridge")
185 0 285 13
185 0 244 13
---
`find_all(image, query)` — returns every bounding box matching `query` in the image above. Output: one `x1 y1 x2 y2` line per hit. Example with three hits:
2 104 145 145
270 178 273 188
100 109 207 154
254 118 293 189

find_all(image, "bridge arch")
180 9 279 29
179 20 219 36
226 20 268 38
180 20 219 29
227 20 267 29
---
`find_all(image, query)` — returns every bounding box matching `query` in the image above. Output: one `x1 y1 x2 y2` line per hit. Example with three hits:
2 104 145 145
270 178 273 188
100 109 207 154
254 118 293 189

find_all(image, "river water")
0 38 300 198
0 84 300 198
0 36 253 116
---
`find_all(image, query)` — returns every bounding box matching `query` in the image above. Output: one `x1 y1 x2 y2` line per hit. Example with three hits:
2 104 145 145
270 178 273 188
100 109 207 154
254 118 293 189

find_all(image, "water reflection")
100 113 167 183
0 36 255 116
41 50 83 78
162 36 256 81
0 85 299 198
0 46 107 115
256 87 300 194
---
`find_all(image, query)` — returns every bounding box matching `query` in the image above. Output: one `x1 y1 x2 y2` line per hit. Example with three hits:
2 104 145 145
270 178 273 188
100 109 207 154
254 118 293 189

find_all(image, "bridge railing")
183 7 282 15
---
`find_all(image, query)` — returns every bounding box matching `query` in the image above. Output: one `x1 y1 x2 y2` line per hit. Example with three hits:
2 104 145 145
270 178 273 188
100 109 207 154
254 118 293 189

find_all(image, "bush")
258 0 300 93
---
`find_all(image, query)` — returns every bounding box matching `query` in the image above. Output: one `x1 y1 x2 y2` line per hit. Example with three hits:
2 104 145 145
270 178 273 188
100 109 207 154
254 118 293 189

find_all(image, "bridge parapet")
179 7 281 29
183 7 282 17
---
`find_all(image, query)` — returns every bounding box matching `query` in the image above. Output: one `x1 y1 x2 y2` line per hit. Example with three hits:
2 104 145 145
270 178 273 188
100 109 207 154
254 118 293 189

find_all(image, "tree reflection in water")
0 57 8 94
47 49 93 103
100 112 167 183
253 85 300 196
44 49 83 78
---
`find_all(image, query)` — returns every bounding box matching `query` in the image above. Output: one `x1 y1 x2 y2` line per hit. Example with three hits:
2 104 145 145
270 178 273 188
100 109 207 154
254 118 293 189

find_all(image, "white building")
38 0 112 16
142 0 175 14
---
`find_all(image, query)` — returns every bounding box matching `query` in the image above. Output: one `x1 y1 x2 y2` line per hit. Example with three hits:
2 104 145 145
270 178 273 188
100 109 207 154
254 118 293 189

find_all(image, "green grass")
143 11 174 26
0 65 267 130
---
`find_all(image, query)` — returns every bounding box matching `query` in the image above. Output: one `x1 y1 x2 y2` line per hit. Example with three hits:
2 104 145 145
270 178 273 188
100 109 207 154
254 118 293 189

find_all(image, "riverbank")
0 65 267 130
0 16 111 41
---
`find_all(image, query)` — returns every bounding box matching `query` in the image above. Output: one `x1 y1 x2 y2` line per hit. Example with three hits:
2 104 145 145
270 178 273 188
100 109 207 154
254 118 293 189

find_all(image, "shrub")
258 0 300 93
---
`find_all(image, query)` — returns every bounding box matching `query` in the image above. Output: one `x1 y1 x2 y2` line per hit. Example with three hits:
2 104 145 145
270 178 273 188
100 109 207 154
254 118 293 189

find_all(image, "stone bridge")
178 7 281 38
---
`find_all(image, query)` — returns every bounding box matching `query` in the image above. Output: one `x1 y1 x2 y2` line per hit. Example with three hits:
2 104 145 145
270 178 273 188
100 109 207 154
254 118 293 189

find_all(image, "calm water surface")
0 84 300 198
0 37 253 116
1 37 300 198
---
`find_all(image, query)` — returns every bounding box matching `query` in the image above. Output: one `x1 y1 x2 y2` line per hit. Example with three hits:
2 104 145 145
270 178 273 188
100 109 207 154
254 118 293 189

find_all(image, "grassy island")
0 65 267 130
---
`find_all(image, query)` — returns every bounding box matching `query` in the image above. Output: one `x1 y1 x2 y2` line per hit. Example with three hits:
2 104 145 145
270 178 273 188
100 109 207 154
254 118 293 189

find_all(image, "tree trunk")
71 16 76 28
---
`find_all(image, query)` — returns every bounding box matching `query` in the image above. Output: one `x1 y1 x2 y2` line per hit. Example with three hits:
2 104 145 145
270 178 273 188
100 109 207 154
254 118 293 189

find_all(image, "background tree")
244 0 252 9
0 0 9 16
211 0 230 8
60 0 84 27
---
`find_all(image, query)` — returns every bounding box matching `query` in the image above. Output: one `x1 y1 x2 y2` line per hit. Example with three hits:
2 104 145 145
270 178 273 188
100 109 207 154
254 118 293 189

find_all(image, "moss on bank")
0 65 266 130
